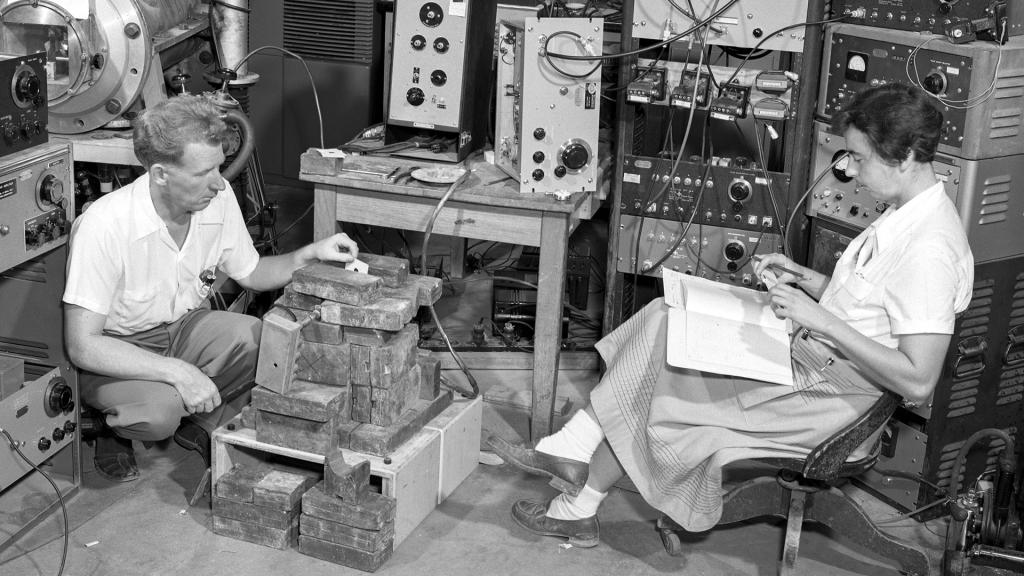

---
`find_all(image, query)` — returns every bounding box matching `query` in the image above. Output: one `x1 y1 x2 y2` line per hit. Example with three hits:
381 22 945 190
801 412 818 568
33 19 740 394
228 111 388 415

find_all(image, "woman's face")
842 127 906 207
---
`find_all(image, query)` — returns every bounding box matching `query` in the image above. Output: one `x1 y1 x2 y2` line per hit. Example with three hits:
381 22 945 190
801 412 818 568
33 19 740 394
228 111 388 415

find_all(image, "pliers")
386 166 418 184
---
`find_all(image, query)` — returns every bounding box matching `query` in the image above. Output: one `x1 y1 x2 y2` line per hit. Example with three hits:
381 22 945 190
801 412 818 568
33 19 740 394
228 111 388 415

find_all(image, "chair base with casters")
657 391 931 576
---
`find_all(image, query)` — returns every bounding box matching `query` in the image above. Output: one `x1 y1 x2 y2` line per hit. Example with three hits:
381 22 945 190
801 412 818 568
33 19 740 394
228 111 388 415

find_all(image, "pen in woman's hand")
752 255 806 280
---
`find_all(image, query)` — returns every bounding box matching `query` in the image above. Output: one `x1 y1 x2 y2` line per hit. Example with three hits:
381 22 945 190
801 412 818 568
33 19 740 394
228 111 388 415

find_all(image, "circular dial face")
39 174 65 205
420 2 444 27
723 240 746 261
832 150 853 183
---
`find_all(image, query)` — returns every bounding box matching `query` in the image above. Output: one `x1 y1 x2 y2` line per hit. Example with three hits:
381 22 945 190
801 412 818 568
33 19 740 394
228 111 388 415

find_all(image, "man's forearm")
70 333 187 385
238 247 315 292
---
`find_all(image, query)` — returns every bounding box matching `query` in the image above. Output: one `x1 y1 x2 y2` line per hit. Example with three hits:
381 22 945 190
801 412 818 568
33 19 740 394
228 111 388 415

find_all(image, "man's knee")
111 398 184 441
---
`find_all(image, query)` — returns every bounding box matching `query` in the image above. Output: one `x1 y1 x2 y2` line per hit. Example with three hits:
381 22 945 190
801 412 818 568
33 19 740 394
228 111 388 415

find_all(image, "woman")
489 82 974 547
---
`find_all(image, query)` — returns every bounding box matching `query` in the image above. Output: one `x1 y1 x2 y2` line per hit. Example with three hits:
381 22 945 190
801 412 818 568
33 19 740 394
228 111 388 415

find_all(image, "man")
63 94 359 482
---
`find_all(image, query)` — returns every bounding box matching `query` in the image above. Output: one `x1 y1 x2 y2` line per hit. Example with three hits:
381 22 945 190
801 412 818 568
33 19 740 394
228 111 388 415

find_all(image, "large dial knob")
419 2 444 27
45 376 74 416
728 178 752 203
559 139 591 172
922 71 947 95
430 70 447 86
39 174 65 207
13 67 41 108
406 87 425 106
723 240 746 262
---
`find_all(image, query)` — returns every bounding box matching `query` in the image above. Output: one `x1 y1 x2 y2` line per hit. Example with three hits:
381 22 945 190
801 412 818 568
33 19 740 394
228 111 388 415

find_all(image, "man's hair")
133 94 229 169
832 83 944 165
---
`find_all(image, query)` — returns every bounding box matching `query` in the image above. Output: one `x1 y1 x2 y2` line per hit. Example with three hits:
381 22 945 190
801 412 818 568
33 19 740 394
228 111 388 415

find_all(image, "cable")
225 46 325 149
784 152 849 256
0 428 68 576
720 15 850 88
755 121 786 244
420 180 479 399
542 31 603 79
904 22 1005 110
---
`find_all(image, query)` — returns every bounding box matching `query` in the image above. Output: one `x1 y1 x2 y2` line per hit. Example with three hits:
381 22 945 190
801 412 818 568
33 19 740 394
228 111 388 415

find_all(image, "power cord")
0 427 69 576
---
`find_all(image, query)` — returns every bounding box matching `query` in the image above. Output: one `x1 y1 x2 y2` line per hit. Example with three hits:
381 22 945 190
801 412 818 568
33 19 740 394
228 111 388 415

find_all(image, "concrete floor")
0 182 954 575
0 433 951 576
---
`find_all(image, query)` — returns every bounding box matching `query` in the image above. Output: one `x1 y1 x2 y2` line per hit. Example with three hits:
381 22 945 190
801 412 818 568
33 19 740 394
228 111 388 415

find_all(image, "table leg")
530 213 570 441
313 185 341 241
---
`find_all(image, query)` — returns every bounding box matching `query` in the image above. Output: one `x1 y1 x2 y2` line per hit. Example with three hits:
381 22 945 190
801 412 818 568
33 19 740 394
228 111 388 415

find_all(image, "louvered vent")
943 278 994 418
988 69 1024 141
998 272 1024 406
936 426 1018 494
282 0 376 63
977 172 1012 226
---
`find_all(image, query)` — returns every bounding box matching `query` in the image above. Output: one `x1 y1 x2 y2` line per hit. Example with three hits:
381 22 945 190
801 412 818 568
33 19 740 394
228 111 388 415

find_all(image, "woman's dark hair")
832 83 944 165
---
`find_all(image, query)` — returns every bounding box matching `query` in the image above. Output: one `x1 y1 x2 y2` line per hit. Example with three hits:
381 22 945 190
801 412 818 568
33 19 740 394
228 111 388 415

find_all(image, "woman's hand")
767 282 837 334
753 253 807 285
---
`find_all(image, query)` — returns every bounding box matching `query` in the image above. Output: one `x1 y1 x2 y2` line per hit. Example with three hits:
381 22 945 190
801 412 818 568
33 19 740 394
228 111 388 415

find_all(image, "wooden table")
302 153 598 440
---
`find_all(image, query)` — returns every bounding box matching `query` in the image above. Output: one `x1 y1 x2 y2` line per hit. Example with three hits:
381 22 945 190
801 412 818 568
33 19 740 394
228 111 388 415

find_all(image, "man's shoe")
511 499 600 548
487 436 588 496
93 434 139 483
173 420 211 467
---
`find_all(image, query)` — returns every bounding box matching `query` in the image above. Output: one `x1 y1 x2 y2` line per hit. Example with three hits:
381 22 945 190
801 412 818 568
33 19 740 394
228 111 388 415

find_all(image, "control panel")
0 52 48 158
819 23 1024 160
809 121 1024 263
495 17 603 195
831 0 1023 37
385 0 496 161
631 0 809 52
621 155 788 235
0 143 73 272
0 364 76 491
617 216 783 287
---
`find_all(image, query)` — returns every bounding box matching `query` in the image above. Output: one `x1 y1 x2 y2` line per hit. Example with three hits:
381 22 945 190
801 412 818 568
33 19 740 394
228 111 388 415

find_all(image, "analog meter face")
845 52 868 82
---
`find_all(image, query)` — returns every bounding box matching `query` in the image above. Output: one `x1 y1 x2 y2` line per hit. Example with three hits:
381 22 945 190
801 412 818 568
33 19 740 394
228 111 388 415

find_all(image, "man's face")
842 127 904 206
162 141 226 213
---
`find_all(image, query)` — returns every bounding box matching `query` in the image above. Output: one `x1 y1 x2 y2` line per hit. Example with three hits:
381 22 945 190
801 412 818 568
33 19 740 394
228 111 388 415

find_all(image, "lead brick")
300 514 393 552
292 263 383 306
349 325 418 388
253 469 320 510
298 534 393 572
361 253 409 288
302 483 396 531
213 515 298 550
294 340 351 385
416 354 441 400
212 496 297 530
215 463 271 503
256 410 342 454
252 381 348 422
324 450 371 503
318 297 414 331
348 391 453 456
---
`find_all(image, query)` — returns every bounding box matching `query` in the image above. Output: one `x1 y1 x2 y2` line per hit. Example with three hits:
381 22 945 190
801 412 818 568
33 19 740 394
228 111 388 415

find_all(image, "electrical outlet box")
709 83 750 120
670 69 709 108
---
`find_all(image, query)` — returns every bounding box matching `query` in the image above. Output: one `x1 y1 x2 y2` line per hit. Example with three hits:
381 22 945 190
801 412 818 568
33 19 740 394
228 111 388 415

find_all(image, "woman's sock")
535 409 604 463
546 484 607 520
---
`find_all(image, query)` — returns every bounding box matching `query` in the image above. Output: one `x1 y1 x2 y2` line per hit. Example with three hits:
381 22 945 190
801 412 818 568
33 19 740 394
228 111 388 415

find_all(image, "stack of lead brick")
253 253 453 457
298 449 396 571
212 462 319 549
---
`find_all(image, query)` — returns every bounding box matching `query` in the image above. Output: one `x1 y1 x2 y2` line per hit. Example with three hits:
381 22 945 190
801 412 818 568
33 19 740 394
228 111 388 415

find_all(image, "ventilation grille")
935 426 1018 493
988 69 1024 141
283 0 377 63
997 272 1024 406
977 172 1012 226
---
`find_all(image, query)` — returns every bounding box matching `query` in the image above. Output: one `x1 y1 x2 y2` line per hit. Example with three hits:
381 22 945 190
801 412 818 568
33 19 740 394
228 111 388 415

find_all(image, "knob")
723 240 745 261
531 151 545 163
39 174 65 206
849 205 861 216
553 165 566 178
728 178 752 203
533 127 546 140
52 428 65 442
420 2 444 26
559 142 589 171
14 70 41 106
406 87 425 106
45 377 74 416
38 438 51 451
430 69 447 86
433 37 450 53
411 35 426 50
923 72 947 95
532 169 544 181
63 421 77 434
3 125 16 144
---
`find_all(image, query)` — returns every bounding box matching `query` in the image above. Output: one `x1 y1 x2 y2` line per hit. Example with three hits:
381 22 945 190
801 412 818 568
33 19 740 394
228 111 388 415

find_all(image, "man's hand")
310 232 359 265
169 361 222 414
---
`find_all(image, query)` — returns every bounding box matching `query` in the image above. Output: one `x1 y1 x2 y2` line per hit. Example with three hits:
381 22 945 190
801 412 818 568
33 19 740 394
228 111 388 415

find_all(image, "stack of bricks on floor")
211 253 452 571
299 450 396 570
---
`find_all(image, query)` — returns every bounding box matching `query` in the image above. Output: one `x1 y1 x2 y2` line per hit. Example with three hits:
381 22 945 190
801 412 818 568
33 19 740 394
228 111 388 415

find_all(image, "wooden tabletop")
299 151 593 215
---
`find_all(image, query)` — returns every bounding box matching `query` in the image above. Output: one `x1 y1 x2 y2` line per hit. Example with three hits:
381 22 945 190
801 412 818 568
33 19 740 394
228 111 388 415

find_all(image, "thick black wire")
543 31 604 79
1 428 68 576
721 15 849 88
420 180 479 399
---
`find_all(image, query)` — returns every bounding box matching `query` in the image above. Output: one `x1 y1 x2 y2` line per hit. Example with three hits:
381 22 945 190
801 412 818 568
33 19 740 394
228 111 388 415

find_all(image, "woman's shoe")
511 499 600 548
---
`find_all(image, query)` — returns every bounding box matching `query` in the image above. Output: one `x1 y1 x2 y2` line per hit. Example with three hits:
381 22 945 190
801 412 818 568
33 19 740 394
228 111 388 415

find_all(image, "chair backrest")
802 391 901 482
